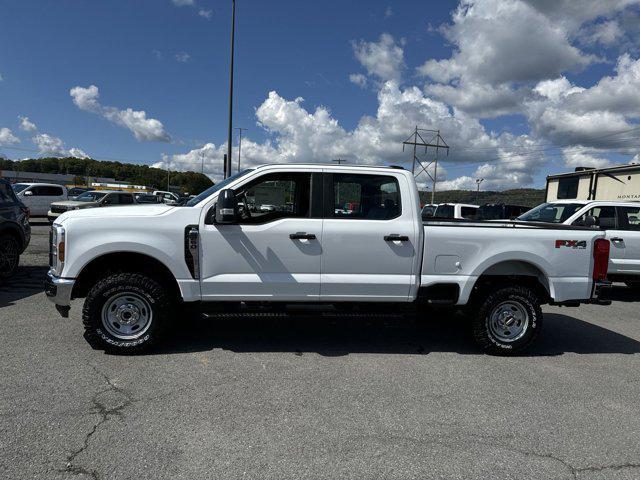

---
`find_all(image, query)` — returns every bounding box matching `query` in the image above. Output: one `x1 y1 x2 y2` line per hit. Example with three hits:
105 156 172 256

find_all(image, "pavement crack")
575 462 640 474
61 365 134 479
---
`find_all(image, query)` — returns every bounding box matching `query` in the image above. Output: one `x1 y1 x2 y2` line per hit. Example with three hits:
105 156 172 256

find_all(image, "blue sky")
2 0 640 190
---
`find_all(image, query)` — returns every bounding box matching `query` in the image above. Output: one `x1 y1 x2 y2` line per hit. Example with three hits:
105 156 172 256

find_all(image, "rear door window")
461 207 477 219
618 207 640 231
119 194 134 204
328 174 400 220
574 206 617 229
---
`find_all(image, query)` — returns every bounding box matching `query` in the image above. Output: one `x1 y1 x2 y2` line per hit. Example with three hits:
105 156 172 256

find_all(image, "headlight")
50 225 66 275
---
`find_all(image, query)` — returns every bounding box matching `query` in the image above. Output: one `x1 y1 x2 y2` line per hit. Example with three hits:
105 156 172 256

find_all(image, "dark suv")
0 179 31 278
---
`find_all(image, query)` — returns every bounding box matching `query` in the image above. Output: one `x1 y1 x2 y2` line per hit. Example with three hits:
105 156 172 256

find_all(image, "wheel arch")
72 251 182 302
469 260 552 305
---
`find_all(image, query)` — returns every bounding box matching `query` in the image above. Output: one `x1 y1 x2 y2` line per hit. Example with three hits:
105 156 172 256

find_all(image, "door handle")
611 237 624 242
384 234 409 242
290 233 316 240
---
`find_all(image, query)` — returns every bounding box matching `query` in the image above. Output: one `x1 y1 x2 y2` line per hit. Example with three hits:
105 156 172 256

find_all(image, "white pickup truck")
45 164 611 355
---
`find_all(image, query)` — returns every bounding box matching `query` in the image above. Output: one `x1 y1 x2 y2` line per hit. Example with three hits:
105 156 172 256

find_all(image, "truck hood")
58 204 175 221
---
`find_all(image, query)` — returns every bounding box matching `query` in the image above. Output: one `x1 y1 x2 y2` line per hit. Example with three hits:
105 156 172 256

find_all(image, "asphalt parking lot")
1 221 640 479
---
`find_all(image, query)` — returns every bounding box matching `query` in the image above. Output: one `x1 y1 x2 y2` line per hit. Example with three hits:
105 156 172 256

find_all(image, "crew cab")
518 200 640 287
45 164 611 355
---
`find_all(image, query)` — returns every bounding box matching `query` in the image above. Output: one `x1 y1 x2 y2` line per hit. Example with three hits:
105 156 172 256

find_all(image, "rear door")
320 171 418 301
616 206 640 275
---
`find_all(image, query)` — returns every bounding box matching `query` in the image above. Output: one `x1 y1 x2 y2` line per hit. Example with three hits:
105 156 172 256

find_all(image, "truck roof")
253 163 406 171
547 199 640 207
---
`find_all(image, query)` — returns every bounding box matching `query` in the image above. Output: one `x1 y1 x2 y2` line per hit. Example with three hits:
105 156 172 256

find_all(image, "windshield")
12 183 30 193
434 204 454 218
517 203 584 223
76 191 107 202
185 169 254 206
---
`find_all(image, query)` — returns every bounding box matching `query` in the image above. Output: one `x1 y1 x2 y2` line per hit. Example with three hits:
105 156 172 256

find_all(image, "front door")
616 206 640 275
200 171 322 301
320 171 419 302
573 206 625 274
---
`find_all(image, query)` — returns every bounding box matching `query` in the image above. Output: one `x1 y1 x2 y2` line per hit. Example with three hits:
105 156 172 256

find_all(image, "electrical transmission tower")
403 127 449 204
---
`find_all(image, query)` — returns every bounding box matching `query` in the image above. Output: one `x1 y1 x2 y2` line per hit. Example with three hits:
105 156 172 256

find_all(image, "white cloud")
385 6 393 18
0 128 20 145
70 85 171 142
28 131 89 158
18 116 37 132
425 81 526 118
562 146 611 169
349 73 367 88
175 52 191 63
171 0 194 6
68 148 90 159
157 82 540 188
417 0 594 86
32 133 66 156
0 73 3 81
352 33 404 83
198 9 213 19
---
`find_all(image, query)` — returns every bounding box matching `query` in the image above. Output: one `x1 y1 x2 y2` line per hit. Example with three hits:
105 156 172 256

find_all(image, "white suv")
12 183 68 217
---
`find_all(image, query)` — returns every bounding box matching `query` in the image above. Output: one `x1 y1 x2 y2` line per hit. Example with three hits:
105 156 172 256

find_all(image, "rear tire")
0 234 20 279
471 286 542 355
82 272 172 353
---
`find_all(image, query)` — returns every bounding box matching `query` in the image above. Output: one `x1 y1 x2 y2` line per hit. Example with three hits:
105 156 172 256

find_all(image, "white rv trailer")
546 164 640 202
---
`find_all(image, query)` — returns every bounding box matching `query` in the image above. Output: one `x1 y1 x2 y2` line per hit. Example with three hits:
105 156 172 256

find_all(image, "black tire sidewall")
474 287 542 355
0 234 20 279
83 273 170 353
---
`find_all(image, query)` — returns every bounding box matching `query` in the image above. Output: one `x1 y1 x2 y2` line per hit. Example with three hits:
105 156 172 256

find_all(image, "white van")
12 183 68 217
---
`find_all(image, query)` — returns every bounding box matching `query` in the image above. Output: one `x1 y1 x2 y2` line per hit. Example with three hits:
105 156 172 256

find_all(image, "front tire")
472 286 542 355
82 273 172 353
0 234 20 279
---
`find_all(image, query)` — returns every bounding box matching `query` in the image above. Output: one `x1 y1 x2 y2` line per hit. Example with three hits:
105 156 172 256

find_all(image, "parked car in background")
67 187 92 200
135 193 162 204
0 179 31 279
47 190 136 222
518 200 640 288
434 203 478 219
12 183 67 217
153 190 180 205
421 204 438 220
477 203 530 220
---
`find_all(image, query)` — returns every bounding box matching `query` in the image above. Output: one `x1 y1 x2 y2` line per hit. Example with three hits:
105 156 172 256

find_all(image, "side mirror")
23 190 33 196
584 215 597 228
215 189 238 224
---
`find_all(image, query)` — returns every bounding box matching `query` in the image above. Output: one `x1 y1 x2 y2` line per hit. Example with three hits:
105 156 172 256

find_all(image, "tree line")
0 157 213 195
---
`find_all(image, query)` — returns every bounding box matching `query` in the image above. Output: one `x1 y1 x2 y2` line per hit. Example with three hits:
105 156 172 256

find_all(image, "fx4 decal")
555 240 587 249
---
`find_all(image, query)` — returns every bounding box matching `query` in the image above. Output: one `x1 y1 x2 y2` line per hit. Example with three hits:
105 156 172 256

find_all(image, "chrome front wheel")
101 292 153 340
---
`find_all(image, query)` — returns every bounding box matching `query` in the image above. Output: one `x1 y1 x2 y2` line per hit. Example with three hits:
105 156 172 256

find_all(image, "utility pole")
225 0 236 179
332 158 347 165
167 169 170 191
235 127 247 173
475 178 484 204
199 149 205 174
402 127 449 204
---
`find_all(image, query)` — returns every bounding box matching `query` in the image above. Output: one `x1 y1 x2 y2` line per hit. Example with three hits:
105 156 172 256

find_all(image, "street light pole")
475 178 484 204
226 0 236 179
235 127 247 173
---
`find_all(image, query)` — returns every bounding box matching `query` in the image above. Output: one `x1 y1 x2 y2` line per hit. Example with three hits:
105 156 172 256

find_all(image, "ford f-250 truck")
45 164 611 355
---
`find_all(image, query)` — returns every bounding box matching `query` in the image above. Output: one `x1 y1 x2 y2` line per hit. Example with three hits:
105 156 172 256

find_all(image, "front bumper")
44 271 75 317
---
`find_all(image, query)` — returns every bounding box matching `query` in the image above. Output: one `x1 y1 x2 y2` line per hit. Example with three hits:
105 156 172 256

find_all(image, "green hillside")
419 188 545 207
0 157 213 195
